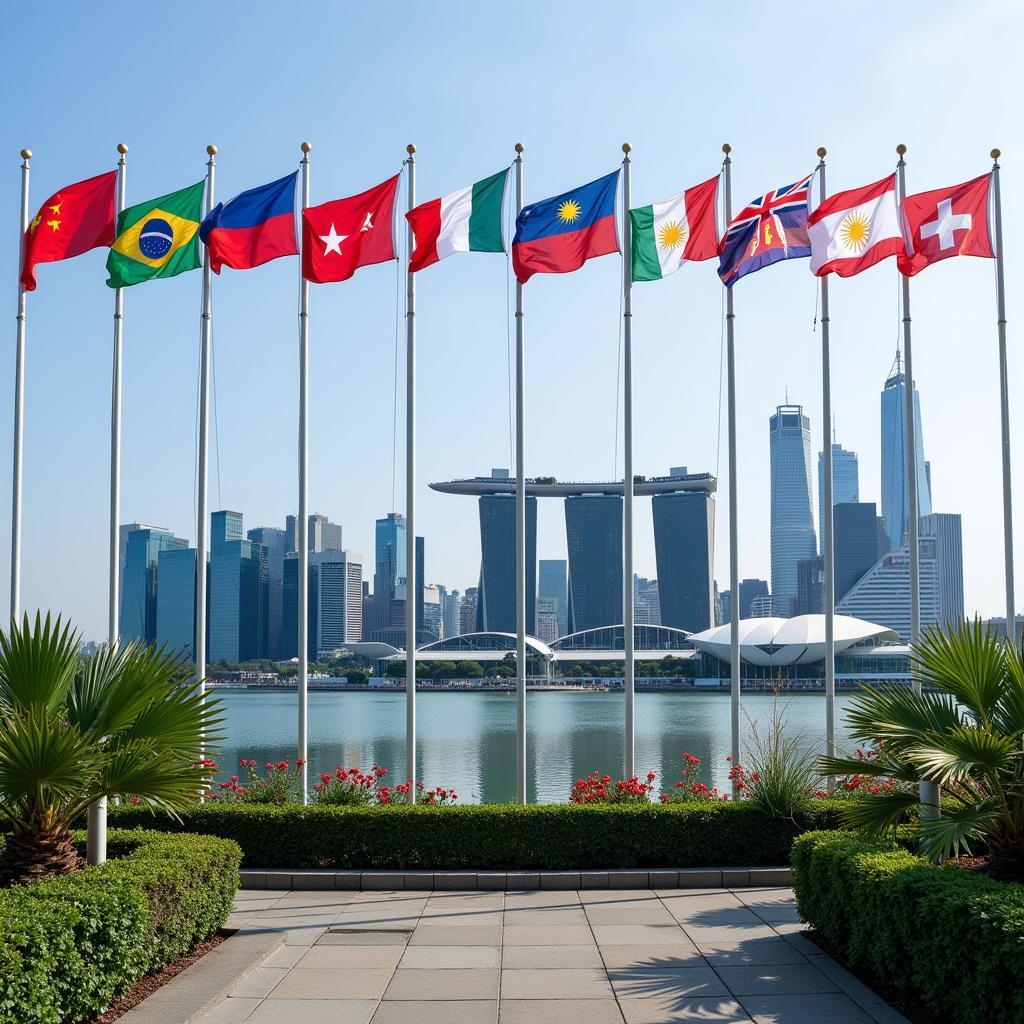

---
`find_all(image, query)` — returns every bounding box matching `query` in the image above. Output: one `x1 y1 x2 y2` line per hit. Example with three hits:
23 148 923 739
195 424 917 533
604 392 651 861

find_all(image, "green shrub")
791 830 1024 1024
0 829 241 1024
109 800 845 869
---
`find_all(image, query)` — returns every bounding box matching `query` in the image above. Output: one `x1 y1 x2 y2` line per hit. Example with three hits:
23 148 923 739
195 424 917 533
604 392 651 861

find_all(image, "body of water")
211 689 860 803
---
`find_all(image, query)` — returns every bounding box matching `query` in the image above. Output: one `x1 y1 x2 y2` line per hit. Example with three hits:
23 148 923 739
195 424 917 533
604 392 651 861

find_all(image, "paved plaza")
185 885 909 1024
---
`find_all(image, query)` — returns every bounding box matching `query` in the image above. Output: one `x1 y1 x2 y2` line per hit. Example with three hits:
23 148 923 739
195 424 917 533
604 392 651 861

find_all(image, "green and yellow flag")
106 180 205 288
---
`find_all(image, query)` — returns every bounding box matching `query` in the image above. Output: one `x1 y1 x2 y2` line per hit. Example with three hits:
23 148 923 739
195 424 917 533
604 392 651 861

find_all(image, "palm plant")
819 619 1024 877
0 613 223 886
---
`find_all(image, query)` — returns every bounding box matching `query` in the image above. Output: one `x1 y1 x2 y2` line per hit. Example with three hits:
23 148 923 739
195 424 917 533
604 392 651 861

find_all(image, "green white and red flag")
406 168 509 272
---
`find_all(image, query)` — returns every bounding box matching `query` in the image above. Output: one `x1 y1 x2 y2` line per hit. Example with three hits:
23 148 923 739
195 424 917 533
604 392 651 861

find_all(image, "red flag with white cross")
897 173 993 277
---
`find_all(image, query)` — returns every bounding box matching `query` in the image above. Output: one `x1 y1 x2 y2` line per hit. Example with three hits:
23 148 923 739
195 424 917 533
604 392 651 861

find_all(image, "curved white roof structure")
689 614 900 666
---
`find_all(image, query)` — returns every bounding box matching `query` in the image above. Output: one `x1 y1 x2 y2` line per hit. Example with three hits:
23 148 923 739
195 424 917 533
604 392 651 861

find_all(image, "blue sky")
2 0 1021 639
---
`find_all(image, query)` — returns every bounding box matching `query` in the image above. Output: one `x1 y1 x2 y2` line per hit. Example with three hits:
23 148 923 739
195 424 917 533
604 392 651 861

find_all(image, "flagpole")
990 148 1016 647
514 142 527 805
405 143 417 802
298 141 311 804
87 142 128 869
816 147 836 777
195 145 216 713
621 143 635 779
896 144 937 817
11 148 31 623
723 143 741 774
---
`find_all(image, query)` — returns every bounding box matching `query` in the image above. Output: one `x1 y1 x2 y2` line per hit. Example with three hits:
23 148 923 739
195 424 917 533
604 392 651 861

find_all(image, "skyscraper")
282 553 316 658
477 493 537 633
309 550 363 656
461 587 478 635
536 596 559 642
834 502 884 601
209 511 268 663
738 579 769 619
920 513 964 629
538 559 568 637
416 536 425 634
155 547 198 657
652 488 714 632
881 352 932 552
442 588 462 639
818 442 859 552
120 526 187 643
286 513 343 554
769 404 817 617
248 526 287 660
365 513 406 638
795 556 824 615
564 493 621 632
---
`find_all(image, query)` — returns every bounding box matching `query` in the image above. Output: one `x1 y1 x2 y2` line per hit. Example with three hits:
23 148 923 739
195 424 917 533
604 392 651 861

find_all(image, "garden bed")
791 830 1024 1024
0 829 241 1024
108 800 846 869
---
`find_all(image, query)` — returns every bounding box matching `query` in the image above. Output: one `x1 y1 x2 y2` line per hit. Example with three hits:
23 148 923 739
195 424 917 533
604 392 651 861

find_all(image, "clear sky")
2 0 1021 640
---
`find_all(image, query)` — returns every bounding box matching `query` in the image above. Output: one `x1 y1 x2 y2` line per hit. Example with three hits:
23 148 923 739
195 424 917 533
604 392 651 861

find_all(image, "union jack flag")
718 174 813 287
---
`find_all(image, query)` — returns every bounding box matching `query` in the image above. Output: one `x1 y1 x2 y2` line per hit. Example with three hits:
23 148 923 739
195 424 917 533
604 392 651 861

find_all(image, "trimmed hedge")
791 830 1024 1024
0 829 241 1024
108 800 845 869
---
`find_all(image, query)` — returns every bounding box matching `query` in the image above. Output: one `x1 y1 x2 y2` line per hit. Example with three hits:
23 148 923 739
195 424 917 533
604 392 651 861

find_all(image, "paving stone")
263 945 306 969
585 902 677 925
580 870 609 888
318 929 410 945
617 995 751 1023
499 999 625 1023
598 944 703 970
269 966 394 1000
714 963 838 996
409 924 502 945
229 966 289 998
383 966 499 1000
500 944 603 969
505 890 580 909
503 907 588 927
580 889 661 904
739 992 878 1023
503 924 595 946
607 965 729 999
500 967 613 999
399 944 500 969
540 871 581 889
696 937 809 966
246 998 377 1024
808 954 913 1023
371 1001 498 1024
592 924 687 945
195 997 262 1024
295 944 405 969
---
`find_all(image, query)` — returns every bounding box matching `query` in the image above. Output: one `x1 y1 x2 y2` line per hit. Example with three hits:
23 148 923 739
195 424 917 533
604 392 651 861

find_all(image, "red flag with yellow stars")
21 170 117 291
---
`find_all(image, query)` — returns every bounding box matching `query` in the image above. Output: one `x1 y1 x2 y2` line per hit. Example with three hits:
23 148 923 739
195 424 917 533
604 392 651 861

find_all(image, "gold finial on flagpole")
722 143 732 155
301 142 312 154
992 148 1001 160
20 149 31 160
117 143 128 155
817 147 827 158
622 143 632 154
207 144 218 156
407 144 416 155
896 144 907 156
515 143 524 154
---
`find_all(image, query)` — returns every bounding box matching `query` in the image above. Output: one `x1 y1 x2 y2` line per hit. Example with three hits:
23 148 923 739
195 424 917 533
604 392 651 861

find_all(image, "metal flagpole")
195 145 216 713
621 143 635 779
816 148 836 775
990 148 1016 647
722 144 741 772
405 144 417 802
514 142 527 804
11 148 31 623
88 142 128 868
896 144 937 816
297 142 312 804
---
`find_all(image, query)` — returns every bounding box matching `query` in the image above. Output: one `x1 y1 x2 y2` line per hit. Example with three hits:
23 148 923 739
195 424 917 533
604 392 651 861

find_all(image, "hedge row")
791 830 1024 1024
0 829 241 1024
108 800 846 869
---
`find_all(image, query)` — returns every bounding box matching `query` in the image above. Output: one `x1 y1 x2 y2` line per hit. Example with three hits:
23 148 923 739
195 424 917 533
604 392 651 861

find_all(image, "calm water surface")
212 689 860 803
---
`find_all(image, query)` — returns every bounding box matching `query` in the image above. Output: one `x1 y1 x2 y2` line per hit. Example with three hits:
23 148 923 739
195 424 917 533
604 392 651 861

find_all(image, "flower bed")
107 800 845 870
791 830 1024 1024
0 829 241 1024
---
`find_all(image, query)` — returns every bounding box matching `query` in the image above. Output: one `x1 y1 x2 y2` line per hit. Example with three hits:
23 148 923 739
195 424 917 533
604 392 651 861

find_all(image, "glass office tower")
120 527 187 643
155 547 198 657
564 493 621 633
818 442 859 553
652 490 715 632
539 559 568 637
209 511 268 663
476 494 537 633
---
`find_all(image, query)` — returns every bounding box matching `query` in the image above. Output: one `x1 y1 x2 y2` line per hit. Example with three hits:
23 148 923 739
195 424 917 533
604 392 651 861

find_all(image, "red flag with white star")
301 175 398 283
897 173 993 277
21 170 117 291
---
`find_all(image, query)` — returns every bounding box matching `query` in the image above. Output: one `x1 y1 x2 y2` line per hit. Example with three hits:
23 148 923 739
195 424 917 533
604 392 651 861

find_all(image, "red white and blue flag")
718 174 812 287
512 171 619 283
200 172 298 273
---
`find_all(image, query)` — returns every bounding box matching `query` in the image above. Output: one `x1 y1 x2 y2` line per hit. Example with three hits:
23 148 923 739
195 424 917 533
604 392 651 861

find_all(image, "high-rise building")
421 583 442 641
364 513 407 638
461 587 478 635
881 352 932 552
739 579 769 619
713 583 724 627
309 550 363 656
538 559 568 637
416 536 425 634
795 556 824 615
836 539 940 641
770 404 817 617
282 553 315 659
120 526 187 643
750 593 777 617
834 502 883 602
818 443 859 552
209 511 268 663
719 589 731 625
286 513 343 555
652 487 714 632
634 576 661 626
921 513 964 628
119 522 165 593
477 492 537 633
442 588 462 639
565 493 621 633
155 547 198 657
536 596 559 643
248 526 287 660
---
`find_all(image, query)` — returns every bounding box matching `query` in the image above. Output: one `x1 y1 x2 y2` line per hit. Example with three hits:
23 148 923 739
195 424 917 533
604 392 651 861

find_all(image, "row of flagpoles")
11 140 1014 860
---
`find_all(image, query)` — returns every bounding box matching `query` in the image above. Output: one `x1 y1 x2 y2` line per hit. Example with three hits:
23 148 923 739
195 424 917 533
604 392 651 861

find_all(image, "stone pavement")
194 886 909 1024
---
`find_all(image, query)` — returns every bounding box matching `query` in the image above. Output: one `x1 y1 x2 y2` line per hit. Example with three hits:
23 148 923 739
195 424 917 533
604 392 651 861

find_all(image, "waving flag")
630 175 719 282
809 174 904 278
897 174 993 277
718 175 812 287
512 171 619 283
200 172 298 273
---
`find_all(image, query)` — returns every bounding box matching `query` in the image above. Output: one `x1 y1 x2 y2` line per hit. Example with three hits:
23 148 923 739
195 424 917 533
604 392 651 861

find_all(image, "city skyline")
3 2 1020 639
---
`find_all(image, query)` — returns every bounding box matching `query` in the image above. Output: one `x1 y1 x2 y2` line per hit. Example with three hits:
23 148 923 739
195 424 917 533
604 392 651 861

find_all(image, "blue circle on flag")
139 218 174 259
